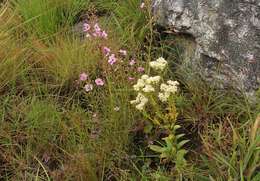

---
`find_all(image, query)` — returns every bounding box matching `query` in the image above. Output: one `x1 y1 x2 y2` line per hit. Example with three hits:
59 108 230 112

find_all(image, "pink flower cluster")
79 72 105 92
101 45 145 81
83 22 108 39
81 19 146 87
129 59 144 73
102 46 128 66
108 54 117 65
137 66 145 72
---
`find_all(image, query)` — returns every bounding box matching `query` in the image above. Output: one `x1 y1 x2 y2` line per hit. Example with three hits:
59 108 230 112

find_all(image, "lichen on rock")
153 0 260 94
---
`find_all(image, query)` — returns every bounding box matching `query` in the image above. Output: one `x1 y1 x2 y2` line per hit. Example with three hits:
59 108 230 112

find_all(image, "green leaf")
163 134 174 147
149 145 166 153
176 149 188 168
177 149 188 158
174 125 181 130
160 152 169 159
177 140 189 149
176 133 185 140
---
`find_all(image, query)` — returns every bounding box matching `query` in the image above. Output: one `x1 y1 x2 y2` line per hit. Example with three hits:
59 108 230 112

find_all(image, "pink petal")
129 59 136 66
108 54 117 65
137 67 145 72
95 78 105 86
83 23 91 32
79 73 88 81
103 46 111 56
128 77 135 81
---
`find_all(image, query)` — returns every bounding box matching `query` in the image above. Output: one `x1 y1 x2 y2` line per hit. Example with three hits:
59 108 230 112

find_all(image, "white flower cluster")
131 57 179 111
149 57 168 71
133 75 161 92
158 80 179 102
131 75 161 110
130 93 149 110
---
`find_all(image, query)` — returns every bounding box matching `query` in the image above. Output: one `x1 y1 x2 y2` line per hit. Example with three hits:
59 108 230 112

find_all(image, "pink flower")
94 23 101 32
92 33 97 37
101 30 108 39
95 78 105 86
119 49 127 56
92 23 102 37
90 23 108 39
129 59 136 66
140 2 145 9
108 54 117 65
84 84 93 92
83 23 91 32
137 67 145 72
128 77 135 81
79 73 88 81
103 46 111 56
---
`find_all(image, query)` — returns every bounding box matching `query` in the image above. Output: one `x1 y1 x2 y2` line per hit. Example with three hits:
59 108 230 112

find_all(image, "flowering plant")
130 57 188 168
77 19 146 95
130 57 178 123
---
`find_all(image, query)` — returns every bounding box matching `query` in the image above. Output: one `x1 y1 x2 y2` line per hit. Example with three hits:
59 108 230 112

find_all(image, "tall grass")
0 3 30 94
12 0 90 40
94 0 152 48
0 0 259 180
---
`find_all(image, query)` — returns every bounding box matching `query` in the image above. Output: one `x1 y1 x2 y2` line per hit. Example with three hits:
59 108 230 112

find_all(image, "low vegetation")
0 0 259 180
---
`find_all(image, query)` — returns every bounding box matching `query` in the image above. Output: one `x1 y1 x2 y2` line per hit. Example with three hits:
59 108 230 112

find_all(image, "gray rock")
153 0 260 94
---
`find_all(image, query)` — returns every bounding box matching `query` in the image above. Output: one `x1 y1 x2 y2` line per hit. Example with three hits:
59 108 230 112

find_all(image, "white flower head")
130 99 138 104
84 84 93 92
130 93 148 111
134 75 161 92
149 57 168 71
158 80 179 102
146 76 161 85
136 102 146 110
141 74 149 80
133 78 145 91
156 57 168 64
167 85 178 93
160 83 169 92
167 80 179 86
158 92 170 102
142 84 155 93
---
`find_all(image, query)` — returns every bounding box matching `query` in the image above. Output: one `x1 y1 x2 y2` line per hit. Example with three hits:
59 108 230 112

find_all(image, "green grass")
0 0 259 180
12 0 90 40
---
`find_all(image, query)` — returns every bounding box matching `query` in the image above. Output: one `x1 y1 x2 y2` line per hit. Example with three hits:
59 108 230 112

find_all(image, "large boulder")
153 0 260 94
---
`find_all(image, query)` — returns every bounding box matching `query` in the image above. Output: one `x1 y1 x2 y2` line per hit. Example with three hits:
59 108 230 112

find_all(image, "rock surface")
153 0 260 94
